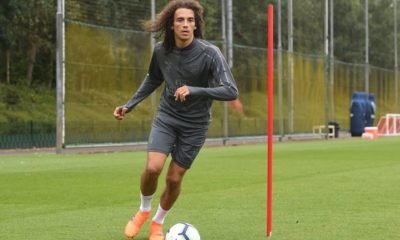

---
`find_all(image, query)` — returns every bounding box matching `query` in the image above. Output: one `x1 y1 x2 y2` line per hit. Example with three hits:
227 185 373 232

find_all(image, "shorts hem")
172 159 191 169
147 148 170 155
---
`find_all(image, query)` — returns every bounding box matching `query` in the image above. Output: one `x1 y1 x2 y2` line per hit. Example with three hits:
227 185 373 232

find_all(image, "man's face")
172 8 196 47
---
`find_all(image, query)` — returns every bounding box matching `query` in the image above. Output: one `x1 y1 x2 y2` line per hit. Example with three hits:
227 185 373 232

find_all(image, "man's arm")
187 46 238 101
114 71 162 120
187 84 238 101
122 51 164 113
123 74 163 112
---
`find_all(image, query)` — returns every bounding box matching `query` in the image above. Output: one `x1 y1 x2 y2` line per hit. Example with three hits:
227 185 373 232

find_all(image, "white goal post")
377 113 400 136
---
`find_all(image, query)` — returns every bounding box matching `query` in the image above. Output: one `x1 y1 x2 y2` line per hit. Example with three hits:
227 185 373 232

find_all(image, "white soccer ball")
166 223 201 240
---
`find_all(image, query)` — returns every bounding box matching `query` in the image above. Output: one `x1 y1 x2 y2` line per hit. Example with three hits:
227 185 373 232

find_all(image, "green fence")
0 121 55 149
2 0 400 148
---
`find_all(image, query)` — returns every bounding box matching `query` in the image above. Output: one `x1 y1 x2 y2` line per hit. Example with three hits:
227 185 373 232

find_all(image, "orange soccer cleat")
149 221 164 240
124 210 151 238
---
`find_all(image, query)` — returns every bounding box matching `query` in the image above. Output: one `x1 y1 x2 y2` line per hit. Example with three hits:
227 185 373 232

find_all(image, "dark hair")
143 0 204 53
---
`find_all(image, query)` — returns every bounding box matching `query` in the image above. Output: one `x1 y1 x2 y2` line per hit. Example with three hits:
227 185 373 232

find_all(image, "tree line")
0 0 55 88
0 0 399 90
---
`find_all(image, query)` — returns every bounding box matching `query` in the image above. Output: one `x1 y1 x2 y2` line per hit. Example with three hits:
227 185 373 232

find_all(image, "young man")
113 1 238 239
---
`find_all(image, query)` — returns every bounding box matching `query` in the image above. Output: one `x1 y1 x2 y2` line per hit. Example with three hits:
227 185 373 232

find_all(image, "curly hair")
143 0 205 53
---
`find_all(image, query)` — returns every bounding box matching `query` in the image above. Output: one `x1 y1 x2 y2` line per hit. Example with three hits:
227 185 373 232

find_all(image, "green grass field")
1 137 400 240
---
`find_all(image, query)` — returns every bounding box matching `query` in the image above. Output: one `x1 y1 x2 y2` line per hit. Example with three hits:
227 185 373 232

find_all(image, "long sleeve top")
124 38 238 125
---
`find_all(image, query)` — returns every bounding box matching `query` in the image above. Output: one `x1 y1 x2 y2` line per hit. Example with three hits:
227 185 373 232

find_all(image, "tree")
0 0 17 84
334 0 366 64
369 0 395 68
10 0 55 87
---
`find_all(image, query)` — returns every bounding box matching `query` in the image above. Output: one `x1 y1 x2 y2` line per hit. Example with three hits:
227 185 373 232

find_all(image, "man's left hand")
174 85 190 102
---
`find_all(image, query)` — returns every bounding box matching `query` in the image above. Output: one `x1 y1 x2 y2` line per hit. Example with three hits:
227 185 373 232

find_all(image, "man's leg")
141 152 168 196
124 152 167 239
161 160 187 210
150 160 187 240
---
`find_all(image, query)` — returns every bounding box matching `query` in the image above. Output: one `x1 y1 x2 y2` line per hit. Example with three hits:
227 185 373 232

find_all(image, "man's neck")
175 36 194 49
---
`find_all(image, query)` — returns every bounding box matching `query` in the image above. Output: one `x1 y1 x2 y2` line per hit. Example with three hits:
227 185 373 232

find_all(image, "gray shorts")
147 113 209 169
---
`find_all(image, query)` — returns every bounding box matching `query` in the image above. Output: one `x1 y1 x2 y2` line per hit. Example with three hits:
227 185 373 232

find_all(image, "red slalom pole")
266 4 274 238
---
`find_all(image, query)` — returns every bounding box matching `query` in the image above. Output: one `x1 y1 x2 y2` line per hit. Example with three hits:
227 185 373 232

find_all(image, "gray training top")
124 38 239 125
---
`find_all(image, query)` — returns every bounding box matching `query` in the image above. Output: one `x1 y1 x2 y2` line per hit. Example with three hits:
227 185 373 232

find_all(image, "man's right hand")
113 106 128 120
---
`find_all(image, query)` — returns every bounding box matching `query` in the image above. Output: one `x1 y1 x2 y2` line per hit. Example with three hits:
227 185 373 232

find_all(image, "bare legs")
125 152 188 239
141 152 187 211
160 160 187 210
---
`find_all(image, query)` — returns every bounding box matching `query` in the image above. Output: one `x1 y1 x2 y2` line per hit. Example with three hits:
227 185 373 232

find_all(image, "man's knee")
165 174 183 188
144 166 163 178
144 152 167 178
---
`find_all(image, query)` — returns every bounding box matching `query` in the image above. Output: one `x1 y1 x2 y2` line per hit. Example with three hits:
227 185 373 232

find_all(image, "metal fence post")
56 0 65 153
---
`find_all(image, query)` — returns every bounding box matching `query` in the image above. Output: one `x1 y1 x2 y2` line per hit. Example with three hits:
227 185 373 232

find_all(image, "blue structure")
350 92 376 136
366 93 376 126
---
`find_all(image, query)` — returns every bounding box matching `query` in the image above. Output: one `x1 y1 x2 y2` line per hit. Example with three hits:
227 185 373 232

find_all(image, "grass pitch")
1 137 400 240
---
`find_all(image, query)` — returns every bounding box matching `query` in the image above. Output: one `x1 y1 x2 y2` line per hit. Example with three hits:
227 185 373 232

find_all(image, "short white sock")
152 204 169 224
140 193 153 212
